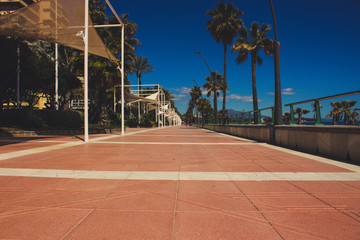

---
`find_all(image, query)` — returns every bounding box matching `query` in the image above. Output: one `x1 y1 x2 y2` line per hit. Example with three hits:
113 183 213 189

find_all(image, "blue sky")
111 0 360 116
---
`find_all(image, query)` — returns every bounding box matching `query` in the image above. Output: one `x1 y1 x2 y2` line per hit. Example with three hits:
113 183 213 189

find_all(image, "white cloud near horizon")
175 87 192 94
268 88 296 95
227 94 254 102
282 88 296 95
173 94 187 101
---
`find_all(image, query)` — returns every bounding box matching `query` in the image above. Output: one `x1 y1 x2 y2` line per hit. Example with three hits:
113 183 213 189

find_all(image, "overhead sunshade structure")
0 0 117 61
147 104 157 111
126 92 159 105
0 0 125 141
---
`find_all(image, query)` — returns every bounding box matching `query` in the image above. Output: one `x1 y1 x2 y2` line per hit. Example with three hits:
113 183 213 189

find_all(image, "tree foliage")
206 2 244 123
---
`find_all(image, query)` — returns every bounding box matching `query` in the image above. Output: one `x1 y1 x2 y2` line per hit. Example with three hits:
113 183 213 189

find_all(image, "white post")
84 0 89 142
113 87 116 112
138 79 140 121
121 24 125 136
55 0 59 110
16 40 20 109
55 43 59 110
163 93 165 127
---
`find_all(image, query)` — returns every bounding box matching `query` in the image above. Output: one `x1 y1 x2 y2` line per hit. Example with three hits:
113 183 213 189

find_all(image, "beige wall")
275 126 360 164
200 124 360 164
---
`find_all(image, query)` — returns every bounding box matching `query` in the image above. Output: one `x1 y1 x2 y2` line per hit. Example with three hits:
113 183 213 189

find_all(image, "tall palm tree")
190 86 202 122
283 112 291 124
198 98 213 124
206 2 244 124
132 55 154 119
294 107 310 124
326 101 341 125
232 22 274 124
203 71 224 124
350 109 359 125
339 100 358 125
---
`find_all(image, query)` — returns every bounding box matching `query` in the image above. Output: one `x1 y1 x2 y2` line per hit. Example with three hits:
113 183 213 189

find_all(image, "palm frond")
235 48 248 64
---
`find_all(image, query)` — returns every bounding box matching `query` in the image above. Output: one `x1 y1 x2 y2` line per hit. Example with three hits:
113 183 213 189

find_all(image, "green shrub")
126 118 138 128
39 110 82 129
0 109 82 129
139 113 153 128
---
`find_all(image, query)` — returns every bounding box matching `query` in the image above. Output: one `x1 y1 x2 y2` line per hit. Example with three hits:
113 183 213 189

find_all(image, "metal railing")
198 90 360 126
284 90 360 125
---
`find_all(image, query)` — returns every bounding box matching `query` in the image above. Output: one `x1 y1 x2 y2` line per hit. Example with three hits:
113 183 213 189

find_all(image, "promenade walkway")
0 126 359 239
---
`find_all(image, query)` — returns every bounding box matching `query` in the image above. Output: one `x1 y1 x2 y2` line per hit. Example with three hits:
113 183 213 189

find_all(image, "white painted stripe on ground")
1 168 360 181
91 141 256 145
0 142 83 161
200 128 256 143
259 143 360 172
0 127 163 161
200 128 360 173
89 127 162 142
121 135 230 138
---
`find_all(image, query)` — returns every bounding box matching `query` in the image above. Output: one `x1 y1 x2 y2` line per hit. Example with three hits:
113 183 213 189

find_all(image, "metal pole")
314 100 323 125
84 0 89 142
195 52 211 74
156 87 158 126
121 24 125 135
55 43 59 110
16 40 20 109
269 0 282 125
138 79 140 121
55 0 59 110
162 92 165 127
113 87 116 112
290 105 295 125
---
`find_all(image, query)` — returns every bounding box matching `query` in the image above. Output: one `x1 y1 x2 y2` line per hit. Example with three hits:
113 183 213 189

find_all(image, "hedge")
0 109 82 129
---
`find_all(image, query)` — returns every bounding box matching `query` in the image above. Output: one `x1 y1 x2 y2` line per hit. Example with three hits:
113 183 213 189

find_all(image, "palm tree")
203 71 224 124
326 101 341 125
283 112 291 124
132 55 154 119
350 109 359 125
206 2 244 124
198 98 213 124
294 107 310 124
189 86 202 122
232 22 274 124
339 100 358 125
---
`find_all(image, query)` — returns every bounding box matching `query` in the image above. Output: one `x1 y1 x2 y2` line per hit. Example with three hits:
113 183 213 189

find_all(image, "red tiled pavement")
0 126 359 239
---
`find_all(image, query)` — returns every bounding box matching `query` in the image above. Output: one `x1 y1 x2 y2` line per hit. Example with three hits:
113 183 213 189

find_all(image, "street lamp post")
269 0 282 125
194 51 217 124
195 51 211 74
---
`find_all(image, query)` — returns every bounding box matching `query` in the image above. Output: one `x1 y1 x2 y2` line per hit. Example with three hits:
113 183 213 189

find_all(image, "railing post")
314 100 323 125
290 105 296 125
241 113 245 125
257 110 262 124
271 107 275 125
248 112 253 125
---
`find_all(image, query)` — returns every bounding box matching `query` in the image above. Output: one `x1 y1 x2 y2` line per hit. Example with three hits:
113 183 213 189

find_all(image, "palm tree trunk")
251 53 259 124
222 44 227 125
345 113 349 125
269 0 282 125
214 90 218 124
